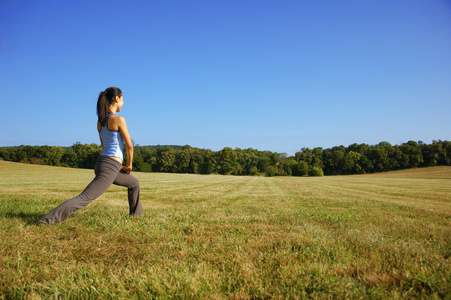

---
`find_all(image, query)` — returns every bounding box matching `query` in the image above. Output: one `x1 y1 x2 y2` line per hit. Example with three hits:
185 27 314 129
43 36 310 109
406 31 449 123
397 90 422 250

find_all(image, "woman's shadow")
1 211 43 225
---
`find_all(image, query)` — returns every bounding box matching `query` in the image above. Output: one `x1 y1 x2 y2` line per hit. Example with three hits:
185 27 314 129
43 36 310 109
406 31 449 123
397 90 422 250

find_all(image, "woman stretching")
39 87 142 224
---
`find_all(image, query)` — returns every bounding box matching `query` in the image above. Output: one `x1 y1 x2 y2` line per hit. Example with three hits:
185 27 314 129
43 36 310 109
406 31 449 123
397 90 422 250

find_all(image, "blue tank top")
100 113 124 160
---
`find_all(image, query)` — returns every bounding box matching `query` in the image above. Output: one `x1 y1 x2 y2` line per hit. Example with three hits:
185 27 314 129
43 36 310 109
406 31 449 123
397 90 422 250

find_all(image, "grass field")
0 161 450 299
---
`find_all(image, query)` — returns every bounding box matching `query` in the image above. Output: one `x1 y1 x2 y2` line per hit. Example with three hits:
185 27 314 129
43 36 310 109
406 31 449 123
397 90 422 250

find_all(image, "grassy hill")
0 161 450 298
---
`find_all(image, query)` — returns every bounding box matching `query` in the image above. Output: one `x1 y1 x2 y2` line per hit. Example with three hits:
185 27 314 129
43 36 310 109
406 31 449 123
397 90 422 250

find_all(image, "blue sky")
1 0 450 155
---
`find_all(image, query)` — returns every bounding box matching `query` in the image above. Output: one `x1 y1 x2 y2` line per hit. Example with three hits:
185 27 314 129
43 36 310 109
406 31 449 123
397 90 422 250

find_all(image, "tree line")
0 140 450 176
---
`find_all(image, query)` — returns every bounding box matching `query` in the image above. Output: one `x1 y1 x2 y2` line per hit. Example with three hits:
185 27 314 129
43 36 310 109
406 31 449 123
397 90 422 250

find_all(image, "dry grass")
0 161 450 299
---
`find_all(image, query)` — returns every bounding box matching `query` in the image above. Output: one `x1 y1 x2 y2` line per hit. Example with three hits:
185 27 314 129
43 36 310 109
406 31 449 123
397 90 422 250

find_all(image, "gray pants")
39 156 142 224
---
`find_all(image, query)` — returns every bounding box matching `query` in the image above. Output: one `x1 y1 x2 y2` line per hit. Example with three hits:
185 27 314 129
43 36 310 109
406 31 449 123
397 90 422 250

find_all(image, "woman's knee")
128 176 140 190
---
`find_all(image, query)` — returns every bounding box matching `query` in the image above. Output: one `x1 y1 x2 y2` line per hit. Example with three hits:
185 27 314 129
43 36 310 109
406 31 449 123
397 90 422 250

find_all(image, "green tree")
308 166 324 176
369 142 392 172
176 148 191 173
348 143 373 173
327 146 346 175
156 147 177 172
399 141 423 168
299 161 309 176
217 147 239 175
434 140 451 165
202 150 217 174
131 145 144 171
187 148 203 174
61 148 79 168
342 151 362 174
36 145 64 166
258 153 272 174
14 145 37 163
442 141 451 165
265 165 279 177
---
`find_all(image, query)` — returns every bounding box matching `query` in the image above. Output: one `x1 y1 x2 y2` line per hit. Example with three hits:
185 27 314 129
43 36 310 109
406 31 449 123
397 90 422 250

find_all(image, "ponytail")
96 87 122 126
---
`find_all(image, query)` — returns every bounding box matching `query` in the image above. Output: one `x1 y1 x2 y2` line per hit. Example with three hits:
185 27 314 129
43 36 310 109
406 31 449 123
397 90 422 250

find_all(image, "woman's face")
116 95 124 112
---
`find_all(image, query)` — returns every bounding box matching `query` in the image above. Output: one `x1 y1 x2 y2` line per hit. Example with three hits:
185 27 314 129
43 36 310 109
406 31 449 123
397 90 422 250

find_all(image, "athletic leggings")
39 156 142 224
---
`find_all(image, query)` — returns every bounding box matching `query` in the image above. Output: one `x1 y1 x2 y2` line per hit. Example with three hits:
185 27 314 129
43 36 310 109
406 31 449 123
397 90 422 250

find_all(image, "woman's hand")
121 166 132 174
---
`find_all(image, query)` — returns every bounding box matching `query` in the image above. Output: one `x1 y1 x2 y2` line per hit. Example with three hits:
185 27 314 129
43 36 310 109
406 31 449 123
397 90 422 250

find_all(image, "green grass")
0 161 450 299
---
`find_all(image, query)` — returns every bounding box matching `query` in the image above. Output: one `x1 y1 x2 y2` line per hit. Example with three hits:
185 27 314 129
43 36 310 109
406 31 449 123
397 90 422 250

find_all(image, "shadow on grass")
1 211 43 225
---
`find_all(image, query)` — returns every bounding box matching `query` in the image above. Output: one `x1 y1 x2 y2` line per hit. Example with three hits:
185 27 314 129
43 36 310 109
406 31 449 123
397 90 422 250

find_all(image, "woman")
39 87 142 224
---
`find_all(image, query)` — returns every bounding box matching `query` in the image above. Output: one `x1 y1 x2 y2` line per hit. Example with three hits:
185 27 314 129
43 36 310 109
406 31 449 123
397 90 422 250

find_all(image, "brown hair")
97 87 122 126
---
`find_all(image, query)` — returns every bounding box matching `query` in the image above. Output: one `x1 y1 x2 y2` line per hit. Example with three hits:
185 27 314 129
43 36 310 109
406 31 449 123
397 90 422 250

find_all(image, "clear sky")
1 0 450 155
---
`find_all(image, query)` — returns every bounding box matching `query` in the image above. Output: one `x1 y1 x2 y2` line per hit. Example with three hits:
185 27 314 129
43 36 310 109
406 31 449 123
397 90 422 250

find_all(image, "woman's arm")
117 116 134 173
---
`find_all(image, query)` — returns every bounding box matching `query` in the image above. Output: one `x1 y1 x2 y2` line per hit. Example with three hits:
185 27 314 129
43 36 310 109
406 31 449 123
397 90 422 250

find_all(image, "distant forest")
1 140 450 176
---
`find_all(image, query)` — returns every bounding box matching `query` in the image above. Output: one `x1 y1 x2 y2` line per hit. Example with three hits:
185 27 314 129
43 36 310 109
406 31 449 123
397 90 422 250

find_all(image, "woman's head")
97 87 122 126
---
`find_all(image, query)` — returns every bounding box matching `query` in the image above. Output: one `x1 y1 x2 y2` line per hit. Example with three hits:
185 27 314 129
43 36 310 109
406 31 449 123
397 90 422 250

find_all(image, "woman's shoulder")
108 114 127 131
109 114 126 123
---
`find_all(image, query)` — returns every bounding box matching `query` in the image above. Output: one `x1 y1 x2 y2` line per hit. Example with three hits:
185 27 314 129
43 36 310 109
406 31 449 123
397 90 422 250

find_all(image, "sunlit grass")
0 161 450 298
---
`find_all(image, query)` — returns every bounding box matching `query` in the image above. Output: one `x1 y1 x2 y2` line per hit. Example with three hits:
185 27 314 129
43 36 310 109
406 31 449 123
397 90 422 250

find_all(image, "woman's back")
100 113 125 160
